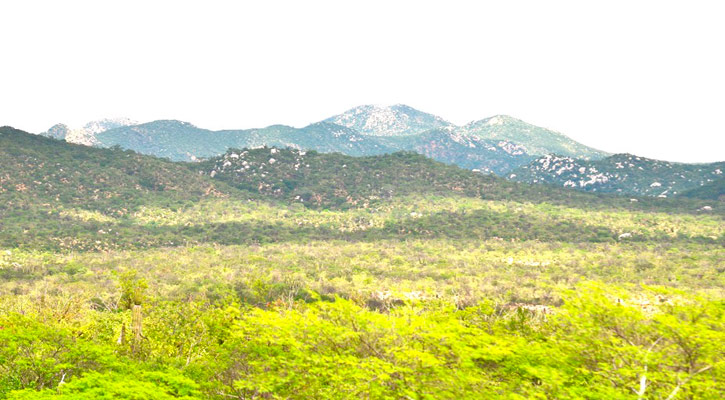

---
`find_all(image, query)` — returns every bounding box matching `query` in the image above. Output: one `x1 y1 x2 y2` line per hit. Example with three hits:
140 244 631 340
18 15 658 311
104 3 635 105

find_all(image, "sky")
1 0 723 163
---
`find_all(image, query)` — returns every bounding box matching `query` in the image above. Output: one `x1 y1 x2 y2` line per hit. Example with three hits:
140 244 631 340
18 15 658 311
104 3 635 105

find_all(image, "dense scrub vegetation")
681 178 725 201
1 127 723 398
512 153 725 197
2 275 724 399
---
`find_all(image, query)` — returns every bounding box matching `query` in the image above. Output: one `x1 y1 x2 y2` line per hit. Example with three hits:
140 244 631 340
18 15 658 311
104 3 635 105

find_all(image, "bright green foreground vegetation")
1 247 724 399
1 127 724 399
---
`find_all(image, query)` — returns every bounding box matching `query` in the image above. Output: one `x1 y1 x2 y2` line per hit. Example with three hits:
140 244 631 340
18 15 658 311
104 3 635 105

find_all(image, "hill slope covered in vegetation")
511 153 725 197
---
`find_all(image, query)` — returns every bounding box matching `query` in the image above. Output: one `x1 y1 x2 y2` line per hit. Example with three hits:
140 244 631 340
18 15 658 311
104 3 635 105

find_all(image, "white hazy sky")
1 0 723 162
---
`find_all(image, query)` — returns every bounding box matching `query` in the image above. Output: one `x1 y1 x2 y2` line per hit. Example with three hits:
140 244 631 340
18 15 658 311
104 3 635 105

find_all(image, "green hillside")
0 126 226 250
512 153 725 197
0 126 219 210
681 177 725 201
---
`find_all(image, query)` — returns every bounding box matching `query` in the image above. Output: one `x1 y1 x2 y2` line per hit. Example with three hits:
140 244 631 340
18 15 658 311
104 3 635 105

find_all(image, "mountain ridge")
30 106 724 197
37 105 609 174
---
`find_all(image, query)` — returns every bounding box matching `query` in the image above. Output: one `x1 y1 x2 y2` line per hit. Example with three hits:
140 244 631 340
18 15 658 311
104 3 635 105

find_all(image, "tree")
118 270 148 311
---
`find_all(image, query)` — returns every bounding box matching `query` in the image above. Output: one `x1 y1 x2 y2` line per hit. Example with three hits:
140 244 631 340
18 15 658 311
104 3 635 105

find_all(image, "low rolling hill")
511 153 725 198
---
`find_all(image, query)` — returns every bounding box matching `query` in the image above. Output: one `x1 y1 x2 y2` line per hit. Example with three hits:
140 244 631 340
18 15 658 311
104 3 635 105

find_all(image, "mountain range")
2 126 716 223
35 105 724 199
38 105 608 175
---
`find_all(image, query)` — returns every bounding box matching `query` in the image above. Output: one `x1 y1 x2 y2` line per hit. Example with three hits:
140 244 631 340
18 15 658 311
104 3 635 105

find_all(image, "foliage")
7 371 201 399
0 314 115 396
681 177 725 201
118 270 148 310
2 286 723 399
513 153 725 197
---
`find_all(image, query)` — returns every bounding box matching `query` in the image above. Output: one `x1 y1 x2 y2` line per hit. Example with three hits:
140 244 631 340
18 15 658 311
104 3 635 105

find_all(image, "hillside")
458 115 609 160
376 127 535 174
200 146 724 215
199 146 619 209
200 147 504 208
225 122 392 157
511 153 725 197
680 177 725 201
92 121 393 161
96 120 224 160
0 126 227 250
0 126 219 209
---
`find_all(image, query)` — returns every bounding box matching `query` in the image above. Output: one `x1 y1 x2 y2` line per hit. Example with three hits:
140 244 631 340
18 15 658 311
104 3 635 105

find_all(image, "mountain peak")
83 118 138 134
43 123 71 140
323 104 451 136
465 115 523 129
481 115 519 125
39 118 136 146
